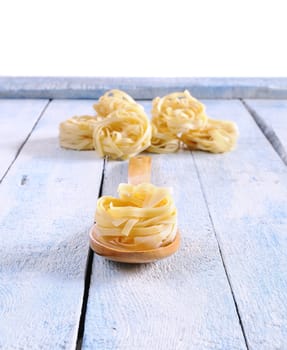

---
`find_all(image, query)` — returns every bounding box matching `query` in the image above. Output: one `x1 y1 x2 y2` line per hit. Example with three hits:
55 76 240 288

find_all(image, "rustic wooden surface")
0 100 104 349
194 100 287 349
0 99 48 182
243 99 287 165
0 92 287 350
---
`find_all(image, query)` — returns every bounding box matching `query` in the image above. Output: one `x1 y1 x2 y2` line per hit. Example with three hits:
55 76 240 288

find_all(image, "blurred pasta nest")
148 90 238 153
93 104 151 160
59 90 151 160
93 89 138 117
59 115 98 151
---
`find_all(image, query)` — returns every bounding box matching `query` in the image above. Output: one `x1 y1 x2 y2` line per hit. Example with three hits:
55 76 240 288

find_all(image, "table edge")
1 77 287 99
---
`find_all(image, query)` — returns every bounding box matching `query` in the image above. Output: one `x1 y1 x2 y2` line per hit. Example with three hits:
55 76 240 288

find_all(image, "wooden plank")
193 100 287 349
83 105 247 349
0 99 48 182
243 99 287 165
0 100 104 349
1 77 287 99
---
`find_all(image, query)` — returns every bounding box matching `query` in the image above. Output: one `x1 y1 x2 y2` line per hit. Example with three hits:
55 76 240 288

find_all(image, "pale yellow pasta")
147 124 180 154
95 183 177 251
59 90 151 159
181 119 239 153
148 90 239 154
152 90 208 132
59 115 98 150
93 105 151 160
148 90 208 153
93 89 138 117
59 89 238 156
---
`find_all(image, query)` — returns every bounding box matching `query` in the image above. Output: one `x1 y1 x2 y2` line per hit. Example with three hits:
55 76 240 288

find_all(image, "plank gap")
191 152 250 350
241 99 287 166
0 99 51 184
76 156 107 350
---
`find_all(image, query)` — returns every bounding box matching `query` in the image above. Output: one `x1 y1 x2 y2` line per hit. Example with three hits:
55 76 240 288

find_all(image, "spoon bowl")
90 224 180 263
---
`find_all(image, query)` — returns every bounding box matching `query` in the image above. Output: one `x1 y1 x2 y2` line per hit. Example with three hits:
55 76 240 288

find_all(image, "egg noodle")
59 90 151 160
93 89 138 117
59 115 98 150
93 105 151 160
181 118 238 153
59 89 238 157
95 183 177 251
148 90 238 153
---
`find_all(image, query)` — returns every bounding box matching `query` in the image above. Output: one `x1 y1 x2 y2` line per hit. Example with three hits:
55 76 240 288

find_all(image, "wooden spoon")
89 156 180 263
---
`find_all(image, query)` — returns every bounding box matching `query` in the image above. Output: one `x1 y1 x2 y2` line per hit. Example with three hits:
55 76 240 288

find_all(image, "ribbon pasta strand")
95 183 177 251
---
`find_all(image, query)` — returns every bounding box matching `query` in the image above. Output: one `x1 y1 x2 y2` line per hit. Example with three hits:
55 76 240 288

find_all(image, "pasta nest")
59 115 98 150
93 105 152 160
181 118 239 153
93 89 138 117
59 90 151 159
95 183 177 251
148 90 239 154
151 90 208 134
148 90 208 153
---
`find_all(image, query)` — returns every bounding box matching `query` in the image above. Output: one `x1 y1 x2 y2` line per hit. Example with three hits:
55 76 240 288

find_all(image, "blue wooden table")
0 78 287 350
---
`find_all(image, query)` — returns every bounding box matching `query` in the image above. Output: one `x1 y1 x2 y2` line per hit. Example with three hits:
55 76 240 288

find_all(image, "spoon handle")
128 156 152 185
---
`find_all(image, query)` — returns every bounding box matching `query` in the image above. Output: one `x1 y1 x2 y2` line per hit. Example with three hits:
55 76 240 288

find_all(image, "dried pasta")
95 183 177 251
93 104 151 160
59 90 151 159
59 115 98 150
147 124 180 154
93 89 138 117
148 90 238 154
147 90 208 153
181 118 239 153
59 89 238 157
151 91 208 134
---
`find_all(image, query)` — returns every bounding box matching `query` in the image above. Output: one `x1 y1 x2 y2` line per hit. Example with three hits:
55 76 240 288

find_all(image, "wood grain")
243 99 287 165
193 100 287 349
0 100 104 349
83 101 247 349
1 77 287 99
0 99 48 182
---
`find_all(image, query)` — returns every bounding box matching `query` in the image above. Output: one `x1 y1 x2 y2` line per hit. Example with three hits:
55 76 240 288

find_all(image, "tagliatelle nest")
59 90 152 159
152 90 208 132
147 90 208 153
59 115 98 150
95 183 177 251
93 105 151 160
181 118 239 153
147 90 239 154
93 89 138 117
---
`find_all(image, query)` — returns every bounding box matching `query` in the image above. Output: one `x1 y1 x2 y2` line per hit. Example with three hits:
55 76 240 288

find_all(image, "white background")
0 0 286 77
